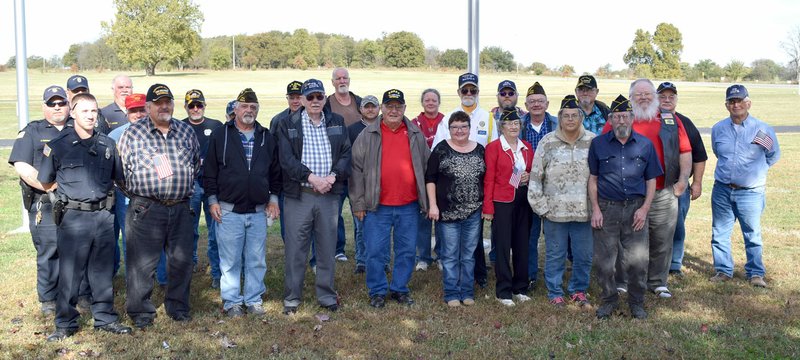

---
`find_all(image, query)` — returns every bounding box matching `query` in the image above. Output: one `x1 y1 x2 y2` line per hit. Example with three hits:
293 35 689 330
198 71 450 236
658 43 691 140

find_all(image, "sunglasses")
460 88 478 95
46 100 67 108
499 91 515 97
306 94 325 101
187 103 204 109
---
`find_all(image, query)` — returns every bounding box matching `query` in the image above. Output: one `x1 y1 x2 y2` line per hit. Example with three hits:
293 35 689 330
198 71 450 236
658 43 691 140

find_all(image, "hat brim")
460 81 479 89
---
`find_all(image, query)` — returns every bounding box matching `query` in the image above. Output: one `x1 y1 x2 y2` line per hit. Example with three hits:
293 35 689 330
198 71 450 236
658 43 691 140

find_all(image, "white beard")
632 100 660 121
461 97 476 107
241 114 255 124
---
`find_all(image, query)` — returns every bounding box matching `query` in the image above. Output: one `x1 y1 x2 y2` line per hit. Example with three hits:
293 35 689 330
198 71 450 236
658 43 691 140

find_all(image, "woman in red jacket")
483 109 533 307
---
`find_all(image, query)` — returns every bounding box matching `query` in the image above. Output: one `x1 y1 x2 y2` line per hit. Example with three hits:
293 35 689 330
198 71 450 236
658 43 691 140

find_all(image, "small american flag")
153 153 174 180
752 130 774 151
508 166 521 189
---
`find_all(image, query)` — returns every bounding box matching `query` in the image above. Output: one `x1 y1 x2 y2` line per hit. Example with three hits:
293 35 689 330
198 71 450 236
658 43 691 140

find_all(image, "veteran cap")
499 109 520 121
609 94 632 113
575 75 598 90
184 89 205 105
560 95 580 110
286 80 303 95
526 82 546 97
236 88 258 103
301 79 325 96
382 89 405 104
146 83 174 102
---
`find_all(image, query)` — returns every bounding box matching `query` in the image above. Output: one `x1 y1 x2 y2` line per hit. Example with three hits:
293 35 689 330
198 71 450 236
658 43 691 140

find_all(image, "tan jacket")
527 126 595 222
349 116 430 213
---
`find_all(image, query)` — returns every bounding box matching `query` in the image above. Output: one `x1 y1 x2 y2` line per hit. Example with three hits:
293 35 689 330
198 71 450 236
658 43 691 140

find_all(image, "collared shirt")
379 121 418 205
500 135 529 173
118 116 200 200
521 112 555 151
100 102 128 132
711 114 780 188
588 131 663 201
431 106 496 147
582 104 607 135
300 110 332 188
491 106 527 139
9 119 74 173
107 122 130 143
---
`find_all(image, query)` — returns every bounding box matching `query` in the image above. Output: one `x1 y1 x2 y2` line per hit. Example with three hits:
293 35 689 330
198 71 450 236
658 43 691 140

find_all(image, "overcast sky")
1 0 798 73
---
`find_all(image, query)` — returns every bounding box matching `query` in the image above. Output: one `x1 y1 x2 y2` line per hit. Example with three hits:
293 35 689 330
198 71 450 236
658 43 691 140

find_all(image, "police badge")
105 147 111 159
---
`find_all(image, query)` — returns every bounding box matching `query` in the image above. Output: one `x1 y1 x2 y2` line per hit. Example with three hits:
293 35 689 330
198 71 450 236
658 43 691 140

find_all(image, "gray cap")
360 95 379 108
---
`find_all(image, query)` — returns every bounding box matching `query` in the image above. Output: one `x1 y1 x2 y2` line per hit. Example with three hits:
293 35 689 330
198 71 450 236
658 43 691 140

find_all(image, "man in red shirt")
602 79 691 299
350 89 430 309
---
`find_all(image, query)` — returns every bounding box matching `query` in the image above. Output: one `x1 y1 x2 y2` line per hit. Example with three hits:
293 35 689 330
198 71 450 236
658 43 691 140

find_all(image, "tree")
652 23 683 78
595 63 613 77
353 39 383 68
424 47 440 68
480 46 515 72
319 34 355 67
6 56 15 68
781 26 800 94
242 31 289 69
286 29 319 69
438 49 468 69
103 0 204 75
383 31 425 68
209 47 230 70
746 59 783 81
623 29 655 69
63 44 81 68
693 59 723 81
724 60 750 81
529 62 548 75
558 64 575 77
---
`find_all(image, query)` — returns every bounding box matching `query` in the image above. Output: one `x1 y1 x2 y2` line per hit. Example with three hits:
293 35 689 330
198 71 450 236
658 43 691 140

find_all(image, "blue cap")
66 75 89 91
725 84 748 101
497 80 516 93
458 73 478 88
301 79 325 96
226 100 236 116
43 85 67 102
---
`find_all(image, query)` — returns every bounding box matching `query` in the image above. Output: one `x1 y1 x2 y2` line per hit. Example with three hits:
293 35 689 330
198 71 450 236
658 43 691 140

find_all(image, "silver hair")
628 78 656 98
331 67 349 80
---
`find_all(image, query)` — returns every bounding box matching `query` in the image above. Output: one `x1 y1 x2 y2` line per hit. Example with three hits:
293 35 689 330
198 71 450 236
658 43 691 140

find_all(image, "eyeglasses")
610 113 632 121
498 91 515 97
658 95 676 101
633 92 654 98
460 88 478 95
383 104 405 111
449 125 470 131
526 99 546 105
561 113 582 120
46 100 67 108
188 103 204 109
306 94 325 101
501 120 521 127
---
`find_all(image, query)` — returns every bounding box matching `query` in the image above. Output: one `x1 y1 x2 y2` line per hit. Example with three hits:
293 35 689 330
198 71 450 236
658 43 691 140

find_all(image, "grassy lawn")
0 69 798 140
0 71 798 359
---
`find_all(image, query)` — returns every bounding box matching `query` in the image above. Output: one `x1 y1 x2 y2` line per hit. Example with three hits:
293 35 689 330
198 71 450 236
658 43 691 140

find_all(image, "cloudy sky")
1 0 798 73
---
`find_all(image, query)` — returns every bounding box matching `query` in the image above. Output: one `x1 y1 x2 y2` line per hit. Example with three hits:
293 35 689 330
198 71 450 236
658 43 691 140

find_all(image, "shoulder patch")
16 131 24 139
43 144 51 157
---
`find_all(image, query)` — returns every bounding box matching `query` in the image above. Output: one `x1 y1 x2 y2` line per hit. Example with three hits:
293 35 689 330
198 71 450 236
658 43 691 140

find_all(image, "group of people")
10 68 780 342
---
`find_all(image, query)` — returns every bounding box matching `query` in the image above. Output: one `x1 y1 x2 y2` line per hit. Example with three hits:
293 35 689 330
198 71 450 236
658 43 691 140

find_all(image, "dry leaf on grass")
313 324 323 332
221 335 237 348
315 313 330 322
162 340 170 350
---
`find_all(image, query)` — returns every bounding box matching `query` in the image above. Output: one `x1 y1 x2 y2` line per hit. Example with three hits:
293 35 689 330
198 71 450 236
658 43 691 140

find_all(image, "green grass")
0 69 798 139
0 73 798 358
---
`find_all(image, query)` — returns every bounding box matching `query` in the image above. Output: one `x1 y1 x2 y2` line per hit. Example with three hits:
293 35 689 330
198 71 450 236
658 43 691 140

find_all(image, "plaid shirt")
118 116 200 200
300 110 332 188
521 113 555 151
582 104 607 135
239 131 255 170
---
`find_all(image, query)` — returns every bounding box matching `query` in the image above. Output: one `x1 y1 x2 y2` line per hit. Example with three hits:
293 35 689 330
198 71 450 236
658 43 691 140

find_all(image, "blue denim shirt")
582 104 606 135
588 131 663 201
711 114 780 188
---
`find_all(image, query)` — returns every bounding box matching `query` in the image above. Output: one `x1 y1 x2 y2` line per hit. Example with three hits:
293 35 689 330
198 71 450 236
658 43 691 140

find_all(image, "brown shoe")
709 272 732 283
749 276 767 288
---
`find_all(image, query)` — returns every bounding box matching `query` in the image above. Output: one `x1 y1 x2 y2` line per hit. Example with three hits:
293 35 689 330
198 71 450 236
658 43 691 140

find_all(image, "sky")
1 0 799 74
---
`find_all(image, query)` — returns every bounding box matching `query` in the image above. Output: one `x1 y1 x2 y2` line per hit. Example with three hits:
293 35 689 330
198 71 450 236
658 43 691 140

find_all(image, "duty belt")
63 198 109 211
136 195 188 206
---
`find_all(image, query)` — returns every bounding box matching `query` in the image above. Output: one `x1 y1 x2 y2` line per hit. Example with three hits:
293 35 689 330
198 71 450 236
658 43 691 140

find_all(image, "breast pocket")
598 156 616 174
59 156 87 184
137 146 157 170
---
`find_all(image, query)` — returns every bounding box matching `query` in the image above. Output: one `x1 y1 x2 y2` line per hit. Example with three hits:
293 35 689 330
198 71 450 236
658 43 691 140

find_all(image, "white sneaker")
415 261 429 271
513 294 531 303
496 298 516 307
654 286 672 298
335 253 348 262
436 260 443 271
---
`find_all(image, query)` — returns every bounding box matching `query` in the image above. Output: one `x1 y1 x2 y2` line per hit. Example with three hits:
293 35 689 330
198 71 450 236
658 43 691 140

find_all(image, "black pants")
492 188 532 299
125 196 194 321
28 201 58 302
473 219 488 283
55 209 117 329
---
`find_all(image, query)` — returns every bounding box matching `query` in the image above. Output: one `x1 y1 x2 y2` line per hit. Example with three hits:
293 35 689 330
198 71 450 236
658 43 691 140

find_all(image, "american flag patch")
752 130 773 151
508 166 521 189
152 153 174 179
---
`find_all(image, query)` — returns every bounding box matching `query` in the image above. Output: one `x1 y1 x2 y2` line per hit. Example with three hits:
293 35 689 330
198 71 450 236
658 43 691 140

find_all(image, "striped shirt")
300 110 332 188
118 116 200 200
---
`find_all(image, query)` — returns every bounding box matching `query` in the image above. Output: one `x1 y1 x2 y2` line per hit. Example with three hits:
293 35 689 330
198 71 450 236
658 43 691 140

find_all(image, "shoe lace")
570 292 588 302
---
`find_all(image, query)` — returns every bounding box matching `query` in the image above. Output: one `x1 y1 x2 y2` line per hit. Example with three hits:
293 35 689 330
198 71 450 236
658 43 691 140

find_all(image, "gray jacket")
349 116 430 213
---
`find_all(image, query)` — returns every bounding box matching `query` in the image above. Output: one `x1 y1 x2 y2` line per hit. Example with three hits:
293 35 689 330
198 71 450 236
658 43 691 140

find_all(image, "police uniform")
37 130 123 332
8 118 73 307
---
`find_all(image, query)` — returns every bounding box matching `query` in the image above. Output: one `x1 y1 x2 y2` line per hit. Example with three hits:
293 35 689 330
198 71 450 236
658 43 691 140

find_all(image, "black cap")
458 73 478 88
236 88 258 103
560 95 580 109
575 75 597 90
526 82 546 96
657 82 677 94
184 89 205 105
499 109 520 121
382 89 405 104
497 80 516 93
609 95 632 113
146 83 174 102
286 80 303 95
66 75 89 91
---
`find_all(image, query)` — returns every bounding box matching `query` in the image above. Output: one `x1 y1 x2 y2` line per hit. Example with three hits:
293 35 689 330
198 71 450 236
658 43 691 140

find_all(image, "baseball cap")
657 82 677 94
184 89 205 105
226 100 236 116
360 95 379 108
146 83 174 102
125 93 146 110
725 84 748 101
497 80 516 93
575 75 598 90
458 73 479 88
609 94 632 113
382 89 405 104
66 75 89 91
301 79 325 96
42 85 67 102
286 81 303 95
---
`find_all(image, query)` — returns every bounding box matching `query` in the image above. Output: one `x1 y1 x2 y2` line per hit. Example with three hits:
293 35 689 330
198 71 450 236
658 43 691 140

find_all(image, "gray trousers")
283 191 339 308
593 198 649 306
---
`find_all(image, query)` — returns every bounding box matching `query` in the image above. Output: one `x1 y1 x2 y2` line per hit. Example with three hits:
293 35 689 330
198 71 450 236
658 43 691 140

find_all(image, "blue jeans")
711 182 766 278
113 188 128 275
352 206 365 266
416 213 440 264
364 202 418 297
336 190 347 255
528 212 542 282
217 209 268 309
190 180 219 279
438 211 481 302
671 188 691 271
543 219 593 300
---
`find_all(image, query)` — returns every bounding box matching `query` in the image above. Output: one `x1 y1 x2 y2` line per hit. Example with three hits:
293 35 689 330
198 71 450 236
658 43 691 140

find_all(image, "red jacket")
483 138 533 215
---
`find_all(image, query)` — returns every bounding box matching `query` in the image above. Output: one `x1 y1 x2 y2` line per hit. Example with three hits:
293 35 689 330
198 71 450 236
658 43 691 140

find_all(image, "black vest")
659 111 680 187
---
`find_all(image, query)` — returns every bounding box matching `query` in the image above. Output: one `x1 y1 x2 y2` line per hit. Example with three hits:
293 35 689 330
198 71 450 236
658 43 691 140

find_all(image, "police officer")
38 93 131 341
66 74 110 134
8 85 73 316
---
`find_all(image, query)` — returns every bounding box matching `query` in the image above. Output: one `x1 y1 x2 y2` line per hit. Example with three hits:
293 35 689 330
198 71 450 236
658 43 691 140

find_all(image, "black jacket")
277 107 351 199
203 120 282 213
